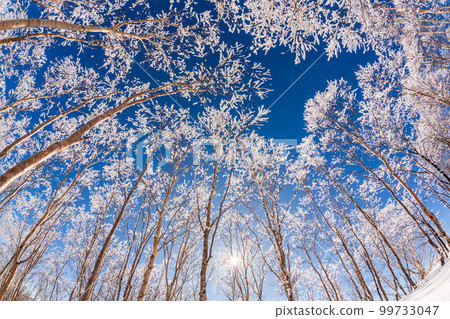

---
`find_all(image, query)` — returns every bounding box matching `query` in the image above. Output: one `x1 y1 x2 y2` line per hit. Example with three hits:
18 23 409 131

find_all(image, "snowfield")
403 260 450 301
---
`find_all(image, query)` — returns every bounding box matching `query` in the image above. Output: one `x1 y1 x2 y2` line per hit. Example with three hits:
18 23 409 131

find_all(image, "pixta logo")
126 132 297 172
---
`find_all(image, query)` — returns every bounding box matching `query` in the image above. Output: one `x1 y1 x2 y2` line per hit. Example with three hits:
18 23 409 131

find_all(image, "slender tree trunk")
0 19 156 43
122 237 147 300
300 238 333 301
199 227 211 301
307 235 342 301
198 165 219 301
136 179 176 301
336 123 450 251
278 248 295 301
0 89 181 192
0 95 107 160
0 253 20 300
0 204 55 300
80 162 148 300
326 172 418 290
381 157 450 251
344 216 389 301
306 190 374 300
342 148 445 256
136 214 164 301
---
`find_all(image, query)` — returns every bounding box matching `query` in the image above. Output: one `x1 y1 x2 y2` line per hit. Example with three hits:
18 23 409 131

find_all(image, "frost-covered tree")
0 0 448 302
217 208 267 301
238 136 301 300
0 0 269 193
303 78 449 261
191 102 269 300
0 117 130 300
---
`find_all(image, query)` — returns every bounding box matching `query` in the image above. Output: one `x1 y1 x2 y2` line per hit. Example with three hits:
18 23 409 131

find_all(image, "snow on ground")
403 259 450 301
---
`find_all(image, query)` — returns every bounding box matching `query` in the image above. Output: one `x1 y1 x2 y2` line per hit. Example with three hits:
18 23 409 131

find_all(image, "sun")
229 255 239 267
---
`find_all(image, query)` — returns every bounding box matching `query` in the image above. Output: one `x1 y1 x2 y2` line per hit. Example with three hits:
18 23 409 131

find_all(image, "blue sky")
253 45 377 140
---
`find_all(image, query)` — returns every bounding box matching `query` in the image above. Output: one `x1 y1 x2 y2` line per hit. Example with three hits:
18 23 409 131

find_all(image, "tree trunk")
80 162 148 300
199 166 219 301
0 19 154 42
0 89 180 192
199 228 211 301
0 254 20 300
136 214 164 301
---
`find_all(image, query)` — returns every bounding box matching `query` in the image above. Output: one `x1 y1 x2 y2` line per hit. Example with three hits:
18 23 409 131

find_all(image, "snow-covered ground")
403 260 450 301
